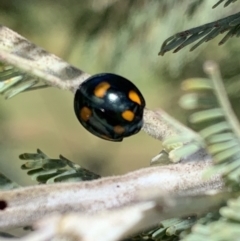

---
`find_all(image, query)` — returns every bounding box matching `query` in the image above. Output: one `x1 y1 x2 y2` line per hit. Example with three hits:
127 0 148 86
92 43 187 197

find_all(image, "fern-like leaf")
213 0 239 8
182 194 240 241
0 63 49 99
0 172 20 190
124 217 197 241
159 12 240 55
180 61 240 187
19 149 100 184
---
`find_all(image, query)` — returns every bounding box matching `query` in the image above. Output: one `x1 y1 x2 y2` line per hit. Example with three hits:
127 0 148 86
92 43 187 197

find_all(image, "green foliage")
159 12 240 55
213 0 239 8
0 172 20 190
187 0 238 16
130 217 197 241
182 197 240 241
180 63 240 188
19 149 100 184
176 62 240 241
0 63 48 99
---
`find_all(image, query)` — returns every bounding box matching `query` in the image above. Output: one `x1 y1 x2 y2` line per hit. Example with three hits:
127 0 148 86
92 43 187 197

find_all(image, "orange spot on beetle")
128 90 141 105
122 110 134 122
114 125 125 134
80 107 92 121
94 82 111 98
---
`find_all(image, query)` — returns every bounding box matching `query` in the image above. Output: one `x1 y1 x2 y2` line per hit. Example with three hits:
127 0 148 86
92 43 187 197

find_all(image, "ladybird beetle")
74 73 146 142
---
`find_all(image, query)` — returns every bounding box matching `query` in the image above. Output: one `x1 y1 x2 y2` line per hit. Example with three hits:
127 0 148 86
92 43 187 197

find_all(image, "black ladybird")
74 73 146 141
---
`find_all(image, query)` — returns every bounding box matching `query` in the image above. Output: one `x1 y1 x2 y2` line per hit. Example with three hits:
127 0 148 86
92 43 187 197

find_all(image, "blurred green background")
0 0 240 185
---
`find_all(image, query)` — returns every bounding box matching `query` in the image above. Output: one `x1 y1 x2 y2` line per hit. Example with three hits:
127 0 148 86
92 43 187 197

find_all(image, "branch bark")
0 158 222 230
0 190 231 241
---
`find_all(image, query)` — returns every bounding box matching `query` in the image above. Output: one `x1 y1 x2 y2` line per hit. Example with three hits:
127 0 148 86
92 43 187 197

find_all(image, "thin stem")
204 61 240 139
